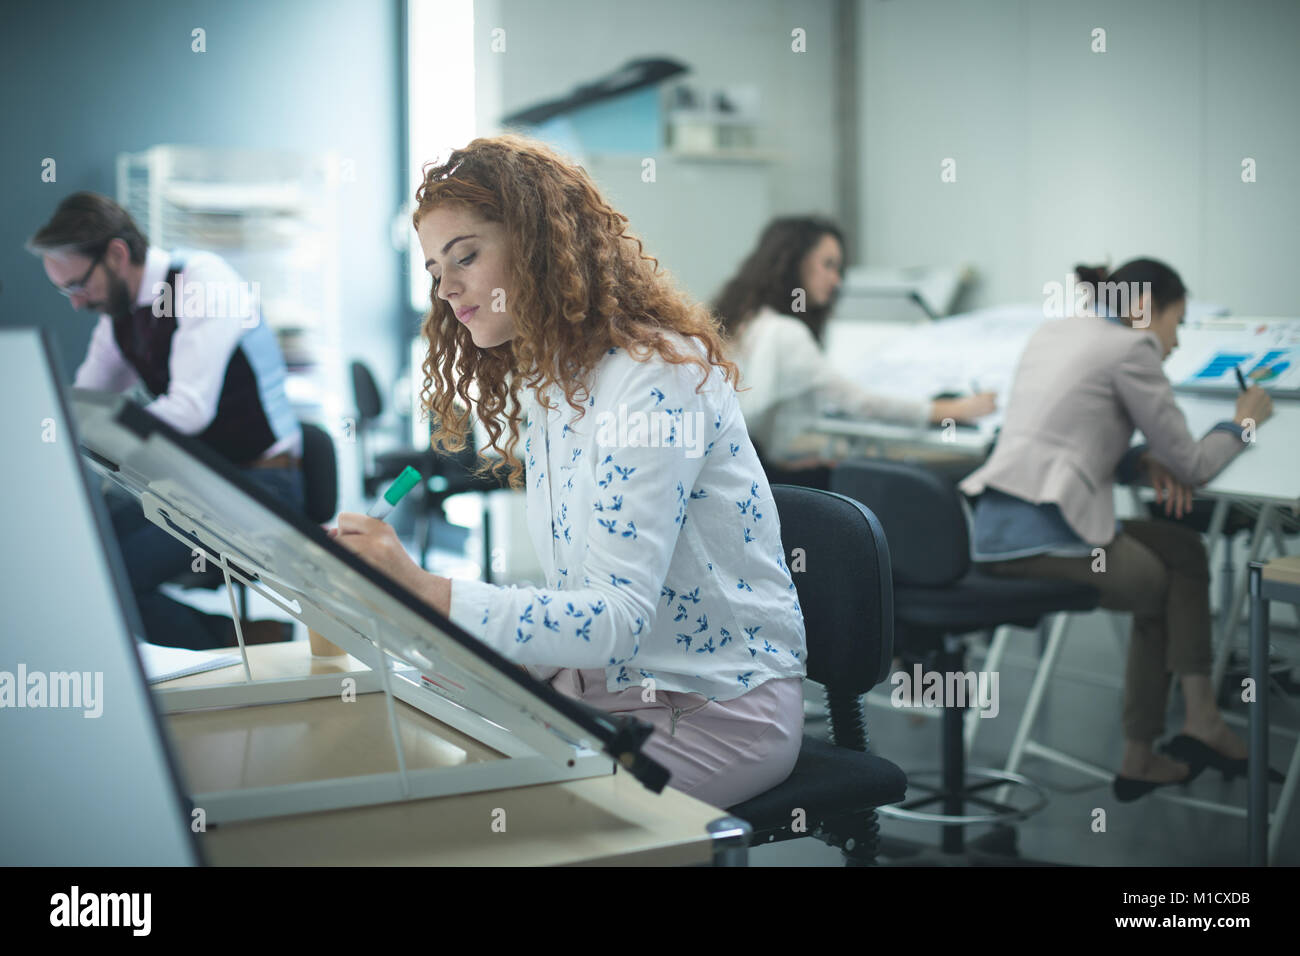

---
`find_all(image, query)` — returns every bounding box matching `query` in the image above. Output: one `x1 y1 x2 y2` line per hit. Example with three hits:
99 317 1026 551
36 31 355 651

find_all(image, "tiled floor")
752 610 1300 867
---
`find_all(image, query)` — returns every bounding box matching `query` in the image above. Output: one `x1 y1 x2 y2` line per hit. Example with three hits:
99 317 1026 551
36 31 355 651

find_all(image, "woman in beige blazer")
960 259 1275 801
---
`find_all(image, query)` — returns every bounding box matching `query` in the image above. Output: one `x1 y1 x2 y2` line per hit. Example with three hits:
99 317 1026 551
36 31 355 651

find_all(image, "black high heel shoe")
1112 762 1204 803
1160 734 1285 783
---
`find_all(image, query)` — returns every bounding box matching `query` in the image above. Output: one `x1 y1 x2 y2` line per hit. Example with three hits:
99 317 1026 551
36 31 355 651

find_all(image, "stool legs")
935 636 973 852
877 630 1052 853
966 626 1009 755
1213 506 1275 689
1000 614 1070 803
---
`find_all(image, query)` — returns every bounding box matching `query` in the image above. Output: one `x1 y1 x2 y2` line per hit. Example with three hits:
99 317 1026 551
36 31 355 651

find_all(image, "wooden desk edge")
158 643 726 867
1261 555 1300 589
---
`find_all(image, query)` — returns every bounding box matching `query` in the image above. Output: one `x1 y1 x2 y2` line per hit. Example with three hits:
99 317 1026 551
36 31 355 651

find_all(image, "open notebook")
135 641 241 684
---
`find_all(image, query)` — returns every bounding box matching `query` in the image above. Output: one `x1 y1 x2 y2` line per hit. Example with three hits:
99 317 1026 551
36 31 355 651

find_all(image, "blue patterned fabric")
448 340 807 701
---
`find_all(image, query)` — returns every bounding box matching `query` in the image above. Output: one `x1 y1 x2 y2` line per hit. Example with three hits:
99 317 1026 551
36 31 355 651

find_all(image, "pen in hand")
366 466 423 521
1230 364 1274 431
329 466 444 611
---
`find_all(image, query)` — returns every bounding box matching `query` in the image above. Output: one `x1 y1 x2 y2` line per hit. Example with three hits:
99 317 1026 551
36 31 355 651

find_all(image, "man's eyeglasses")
57 246 107 298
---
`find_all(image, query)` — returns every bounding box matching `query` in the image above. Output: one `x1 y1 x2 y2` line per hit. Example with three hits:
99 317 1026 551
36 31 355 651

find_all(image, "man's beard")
101 271 134 320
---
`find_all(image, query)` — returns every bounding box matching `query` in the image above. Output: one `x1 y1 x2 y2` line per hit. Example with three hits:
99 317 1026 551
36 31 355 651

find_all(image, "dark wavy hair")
712 216 845 344
413 133 739 489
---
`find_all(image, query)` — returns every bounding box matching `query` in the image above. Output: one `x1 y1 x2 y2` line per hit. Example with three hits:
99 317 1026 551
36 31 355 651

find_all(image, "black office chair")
724 484 907 866
351 360 505 579
171 421 338 622
299 421 339 523
830 458 1100 859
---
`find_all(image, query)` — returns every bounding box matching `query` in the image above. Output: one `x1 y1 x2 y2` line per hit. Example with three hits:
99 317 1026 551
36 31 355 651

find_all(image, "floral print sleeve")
447 350 712 669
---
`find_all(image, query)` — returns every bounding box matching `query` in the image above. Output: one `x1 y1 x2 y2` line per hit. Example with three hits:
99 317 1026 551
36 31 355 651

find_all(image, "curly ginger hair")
414 134 738 489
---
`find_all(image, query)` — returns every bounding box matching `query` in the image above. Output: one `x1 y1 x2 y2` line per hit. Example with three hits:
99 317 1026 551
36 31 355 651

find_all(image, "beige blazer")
959 314 1247 545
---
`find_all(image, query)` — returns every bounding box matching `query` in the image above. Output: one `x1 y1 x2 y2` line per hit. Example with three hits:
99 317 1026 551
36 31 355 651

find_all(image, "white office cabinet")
115 144 347 432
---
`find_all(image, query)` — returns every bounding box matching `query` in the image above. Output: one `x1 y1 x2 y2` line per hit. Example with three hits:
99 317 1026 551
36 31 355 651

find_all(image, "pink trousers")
546 668 805 808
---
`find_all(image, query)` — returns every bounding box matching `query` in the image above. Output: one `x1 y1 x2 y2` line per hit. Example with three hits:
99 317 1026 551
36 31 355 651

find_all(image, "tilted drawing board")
68 386 669 825
1 328 201 863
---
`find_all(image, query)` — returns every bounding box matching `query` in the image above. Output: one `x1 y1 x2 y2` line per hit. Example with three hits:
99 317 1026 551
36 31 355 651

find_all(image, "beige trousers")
981 519 1212 743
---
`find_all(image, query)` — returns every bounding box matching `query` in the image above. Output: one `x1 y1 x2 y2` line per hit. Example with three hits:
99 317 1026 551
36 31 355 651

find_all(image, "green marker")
367 466 422 521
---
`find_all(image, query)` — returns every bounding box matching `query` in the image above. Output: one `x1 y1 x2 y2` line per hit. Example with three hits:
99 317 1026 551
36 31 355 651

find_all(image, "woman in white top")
331 134 806 808
716 217 996 481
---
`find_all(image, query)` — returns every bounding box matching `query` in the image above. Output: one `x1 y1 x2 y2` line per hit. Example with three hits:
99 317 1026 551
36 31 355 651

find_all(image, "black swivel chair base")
875 765 1052 866
871 637 1052 865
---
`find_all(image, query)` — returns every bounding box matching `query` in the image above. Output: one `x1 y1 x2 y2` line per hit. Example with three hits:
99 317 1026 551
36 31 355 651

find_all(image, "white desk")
1159 324 1300 686
824 304 1050 432
1175 393 1300 508
809 415 995 458
814 310 1300 471
1169 392 1300 690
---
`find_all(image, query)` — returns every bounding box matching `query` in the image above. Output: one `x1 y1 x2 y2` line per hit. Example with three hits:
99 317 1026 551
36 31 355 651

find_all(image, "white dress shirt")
73 246 300 459
447 339 807 702
730 305 929 462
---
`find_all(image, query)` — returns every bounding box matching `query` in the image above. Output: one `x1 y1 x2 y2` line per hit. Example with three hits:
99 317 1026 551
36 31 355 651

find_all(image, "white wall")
857 0 1300 314
475 0 842 304
465 0 1300 316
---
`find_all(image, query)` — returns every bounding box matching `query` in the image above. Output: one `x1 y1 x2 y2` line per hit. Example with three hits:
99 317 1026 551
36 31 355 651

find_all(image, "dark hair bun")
1074 263 1108 285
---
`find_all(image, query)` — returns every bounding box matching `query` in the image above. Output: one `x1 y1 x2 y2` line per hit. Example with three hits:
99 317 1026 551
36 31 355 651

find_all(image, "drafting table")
1162 323 1300 689
162 643 740 866
1 328 200 864
810 304 1258 463
66 382 678 832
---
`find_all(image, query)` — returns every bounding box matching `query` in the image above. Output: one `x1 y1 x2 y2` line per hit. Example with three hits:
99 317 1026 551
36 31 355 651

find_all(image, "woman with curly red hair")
333 134 807 808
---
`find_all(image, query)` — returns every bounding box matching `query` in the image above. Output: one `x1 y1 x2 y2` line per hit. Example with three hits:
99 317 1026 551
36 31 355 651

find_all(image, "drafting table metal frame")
808 416 996 458
70 390 669 826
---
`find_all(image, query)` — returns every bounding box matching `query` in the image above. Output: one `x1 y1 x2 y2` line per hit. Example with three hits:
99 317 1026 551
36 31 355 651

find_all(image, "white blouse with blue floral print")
447 339 807 701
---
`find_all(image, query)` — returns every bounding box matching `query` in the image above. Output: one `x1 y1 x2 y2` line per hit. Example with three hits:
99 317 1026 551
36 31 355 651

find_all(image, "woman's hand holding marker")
329 467 452 615
366 466 423 520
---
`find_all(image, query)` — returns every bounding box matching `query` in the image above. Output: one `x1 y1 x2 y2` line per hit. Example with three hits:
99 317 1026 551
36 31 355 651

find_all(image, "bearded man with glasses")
28 191 306 651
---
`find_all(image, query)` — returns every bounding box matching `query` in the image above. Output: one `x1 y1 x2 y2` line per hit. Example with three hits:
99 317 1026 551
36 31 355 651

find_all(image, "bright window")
407 0 476 313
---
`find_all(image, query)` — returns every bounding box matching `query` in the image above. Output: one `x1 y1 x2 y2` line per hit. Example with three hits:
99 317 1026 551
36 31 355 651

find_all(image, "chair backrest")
831 459 970 588
350 360 383 424
300 423 338 523
771 484 894 694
